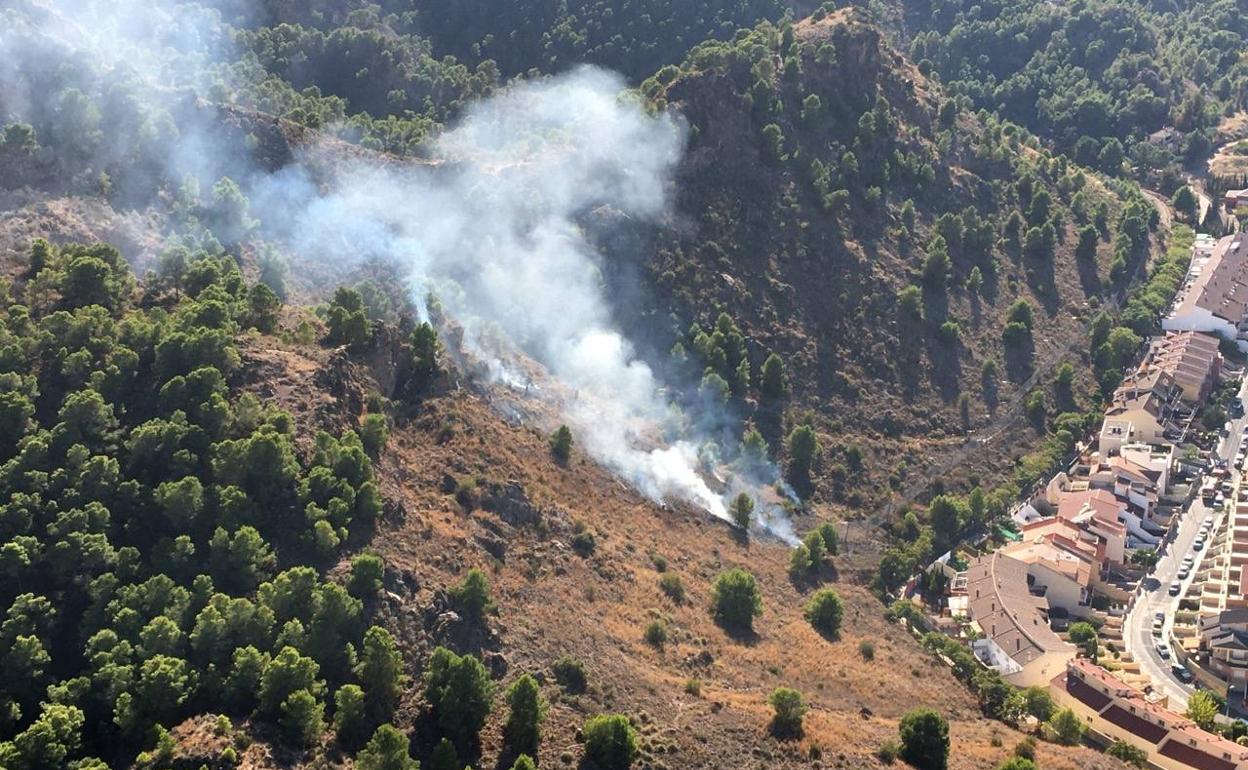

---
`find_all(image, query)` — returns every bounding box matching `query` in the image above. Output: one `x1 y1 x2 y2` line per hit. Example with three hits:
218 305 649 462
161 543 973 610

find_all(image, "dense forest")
903 0 1247 177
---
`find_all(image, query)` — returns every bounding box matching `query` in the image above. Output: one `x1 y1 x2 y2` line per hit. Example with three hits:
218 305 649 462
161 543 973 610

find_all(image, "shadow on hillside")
753 405 784 456
982 370 1000 412
1003 339 1034 383
1024 262 1059 316
891 327 923 402
979 266 1000 305
924 336 963 403
1075 252 1102 297
716 623 760 645
787 560 840 593
411 713 483 770
922 285 949 325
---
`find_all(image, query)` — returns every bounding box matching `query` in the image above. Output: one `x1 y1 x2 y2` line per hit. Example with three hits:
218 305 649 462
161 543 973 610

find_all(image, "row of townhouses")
939 232 1248 765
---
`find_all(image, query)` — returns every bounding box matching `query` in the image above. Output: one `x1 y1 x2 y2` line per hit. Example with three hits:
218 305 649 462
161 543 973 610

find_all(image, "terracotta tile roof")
1055 489 1127 535
1062 660 1248 769
1132 330 1223 402
1102 705 1169 744
1169 724 1248 763
964 552 1071 666
1062 671 1113 711
1108 455 1157 486
1177 236 1248 324
1159 737 1239 770
1069 658 1131 693
1001 535 1096 587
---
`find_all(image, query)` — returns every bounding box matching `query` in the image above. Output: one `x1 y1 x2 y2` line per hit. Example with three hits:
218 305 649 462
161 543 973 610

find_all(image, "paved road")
1123 379 1248 708
1124 497 1218 709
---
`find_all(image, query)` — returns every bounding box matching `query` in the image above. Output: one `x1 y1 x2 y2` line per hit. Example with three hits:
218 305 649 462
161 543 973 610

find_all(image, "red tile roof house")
959 551 1076 687
1052 658 1248 770
1164 235 1248 353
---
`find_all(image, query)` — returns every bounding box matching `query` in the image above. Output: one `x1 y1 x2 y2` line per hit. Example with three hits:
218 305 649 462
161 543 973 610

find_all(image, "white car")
1156 644 1172 659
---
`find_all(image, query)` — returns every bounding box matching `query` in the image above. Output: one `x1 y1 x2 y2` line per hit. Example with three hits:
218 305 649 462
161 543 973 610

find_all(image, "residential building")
957 551 1075 687
1052 658 1248 770
1147 126 1182 152
999 525 1098 613
1040 481 1138 559
1102 369 1183 447
1096 455 1163 522
1199 609 1248 690
1119 442 1175 497
1130 330 1223 405
1224 189 1248 214
1100 418 1134 455
1164 235 1248 351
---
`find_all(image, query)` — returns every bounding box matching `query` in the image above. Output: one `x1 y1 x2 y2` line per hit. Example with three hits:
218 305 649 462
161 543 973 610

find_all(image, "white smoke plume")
0 1 799 541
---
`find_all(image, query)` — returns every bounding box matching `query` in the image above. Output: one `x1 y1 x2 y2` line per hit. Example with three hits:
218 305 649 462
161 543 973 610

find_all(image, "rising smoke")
0 0 798 541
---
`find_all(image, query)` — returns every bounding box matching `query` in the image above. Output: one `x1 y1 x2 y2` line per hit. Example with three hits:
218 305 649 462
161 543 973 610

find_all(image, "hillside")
0 232 1128 770
0 2 1174 770
891 0 1247 185
626 10 1162 548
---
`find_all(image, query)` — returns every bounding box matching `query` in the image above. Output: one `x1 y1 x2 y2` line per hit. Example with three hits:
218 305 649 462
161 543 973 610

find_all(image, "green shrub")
768 687 806 738
360 413 389 458
553 656 588 694
1045 707 1084 745
279 689 325 747
644 621 667 648
450 567 495 620
551 425 573 463
571 521 597 556
424 647 495 748
899 708 949 770
659 573 684 604
711 568 762 631
356 724 417 770
333 684 369 749
878 740 900 764
804 588 844 637
581 714 638 770
348 552 385 598
503 674 547 759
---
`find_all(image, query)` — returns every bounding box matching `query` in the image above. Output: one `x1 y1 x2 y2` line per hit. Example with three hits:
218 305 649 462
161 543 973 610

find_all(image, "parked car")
1154 612 1165 622
1172 665 1194 683
1157 644 1172 659
1179 567 1191 579
1169 582 1182 596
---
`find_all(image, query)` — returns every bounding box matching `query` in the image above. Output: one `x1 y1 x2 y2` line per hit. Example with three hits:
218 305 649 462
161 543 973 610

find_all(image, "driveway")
1122 380 1248 708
